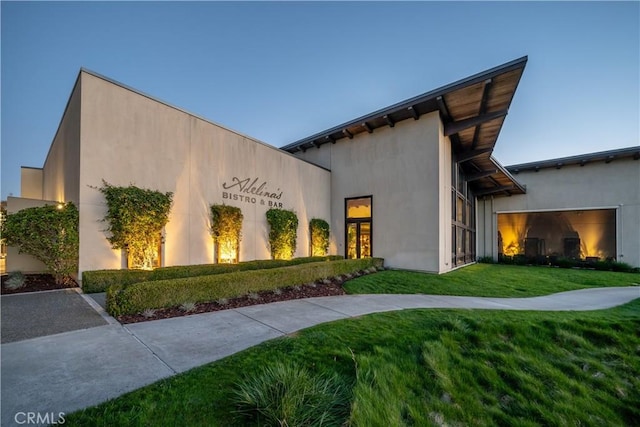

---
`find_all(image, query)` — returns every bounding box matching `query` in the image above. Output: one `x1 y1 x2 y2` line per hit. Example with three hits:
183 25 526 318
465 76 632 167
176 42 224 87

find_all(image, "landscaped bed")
0 273 78 295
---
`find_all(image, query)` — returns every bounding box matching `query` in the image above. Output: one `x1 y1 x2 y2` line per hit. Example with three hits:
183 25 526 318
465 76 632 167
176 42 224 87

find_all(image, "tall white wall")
297 111 449 272
77 72 330 275
477 158 640 267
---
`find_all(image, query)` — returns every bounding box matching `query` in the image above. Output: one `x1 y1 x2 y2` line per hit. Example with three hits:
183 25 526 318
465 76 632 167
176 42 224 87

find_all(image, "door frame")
345 195 373 259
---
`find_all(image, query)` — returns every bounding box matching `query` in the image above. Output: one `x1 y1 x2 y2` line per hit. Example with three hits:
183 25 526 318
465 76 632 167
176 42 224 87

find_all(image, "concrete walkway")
2 286 638 426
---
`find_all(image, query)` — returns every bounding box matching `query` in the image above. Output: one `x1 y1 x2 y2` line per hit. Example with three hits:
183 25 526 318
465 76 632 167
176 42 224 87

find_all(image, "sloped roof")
507 146 640 173
282 57 529 196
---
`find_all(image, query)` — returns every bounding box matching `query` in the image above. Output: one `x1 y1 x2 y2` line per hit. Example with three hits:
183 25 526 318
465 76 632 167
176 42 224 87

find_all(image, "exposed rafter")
325 135 335 144
457 148 493 163
471 79 493 149
474 185 516 197
362 122 373 134
408 106 420 120
343 129 353 139
444 110 508 137
383 115 395 128
467 169 498 181
436 96 451 121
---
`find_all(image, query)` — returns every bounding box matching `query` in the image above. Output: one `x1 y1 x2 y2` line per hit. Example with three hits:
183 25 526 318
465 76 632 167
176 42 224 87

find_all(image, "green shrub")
83 255 344 293
211 204 243 263
98 181 173 270
107 258 383 316
476 256 495 264
233 361 351 426
4 271 26 290
310 218 330 257
1 203 79 284
266 208 298 260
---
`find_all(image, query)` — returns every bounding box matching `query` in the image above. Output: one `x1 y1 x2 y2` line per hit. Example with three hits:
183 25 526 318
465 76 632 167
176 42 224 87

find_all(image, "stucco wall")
5 197 60 273
20 167 43 199
477 158 640 267
77 72 330 275
41 78 81 205
297 111 446 272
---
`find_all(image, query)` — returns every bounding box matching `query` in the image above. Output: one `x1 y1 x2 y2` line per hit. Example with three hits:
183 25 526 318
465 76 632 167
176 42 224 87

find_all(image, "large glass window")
497 209 616 262
451 160 475 266
346 196 372 259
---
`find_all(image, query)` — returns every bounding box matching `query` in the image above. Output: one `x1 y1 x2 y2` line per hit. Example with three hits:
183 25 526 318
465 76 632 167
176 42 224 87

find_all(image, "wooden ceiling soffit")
474 185 516 197
444 110 508 137
467 169 498 181
456 148 493 163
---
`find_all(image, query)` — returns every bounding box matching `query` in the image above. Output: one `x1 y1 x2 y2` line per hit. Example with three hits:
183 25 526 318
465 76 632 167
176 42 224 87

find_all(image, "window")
451 159 476 266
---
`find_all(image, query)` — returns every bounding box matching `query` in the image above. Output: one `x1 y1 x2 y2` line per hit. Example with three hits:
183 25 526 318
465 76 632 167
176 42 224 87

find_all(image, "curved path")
2 286 638 426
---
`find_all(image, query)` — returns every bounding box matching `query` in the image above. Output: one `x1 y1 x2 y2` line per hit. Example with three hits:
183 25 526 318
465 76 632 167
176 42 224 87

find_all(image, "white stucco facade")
6 58 639 279
477 157 640 268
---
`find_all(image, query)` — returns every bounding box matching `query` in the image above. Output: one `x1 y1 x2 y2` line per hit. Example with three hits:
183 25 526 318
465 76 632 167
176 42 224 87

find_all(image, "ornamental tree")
210 204 243 263
309 218 330 256
266 208 298 260
1 202 79 284
98 181 173 270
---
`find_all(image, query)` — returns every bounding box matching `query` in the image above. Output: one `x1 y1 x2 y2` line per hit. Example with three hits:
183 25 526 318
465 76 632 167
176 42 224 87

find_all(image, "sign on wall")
222 177 283 208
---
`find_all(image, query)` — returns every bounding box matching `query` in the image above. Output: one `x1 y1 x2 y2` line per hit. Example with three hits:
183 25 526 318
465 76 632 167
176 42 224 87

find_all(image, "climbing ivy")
98 181 173 270
1 202 79 284
210 204 243 263
309 218 330 256
266 208 298 260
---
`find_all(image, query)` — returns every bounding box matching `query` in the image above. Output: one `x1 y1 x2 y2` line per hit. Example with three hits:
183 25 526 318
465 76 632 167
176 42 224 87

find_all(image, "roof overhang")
281 56 529 197
507 146 640 173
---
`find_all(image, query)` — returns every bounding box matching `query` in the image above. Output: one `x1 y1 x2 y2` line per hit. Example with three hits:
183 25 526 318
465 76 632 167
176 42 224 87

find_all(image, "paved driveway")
1 289 109 344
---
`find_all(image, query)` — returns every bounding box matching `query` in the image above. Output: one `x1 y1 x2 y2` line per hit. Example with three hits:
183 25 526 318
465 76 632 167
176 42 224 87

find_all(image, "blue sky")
2 1 638 200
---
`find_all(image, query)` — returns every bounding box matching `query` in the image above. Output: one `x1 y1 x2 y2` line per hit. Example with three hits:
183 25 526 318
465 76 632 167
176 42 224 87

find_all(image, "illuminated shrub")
210 204 243 263
98 181 173 270
309 218 330 256
266 208 298 260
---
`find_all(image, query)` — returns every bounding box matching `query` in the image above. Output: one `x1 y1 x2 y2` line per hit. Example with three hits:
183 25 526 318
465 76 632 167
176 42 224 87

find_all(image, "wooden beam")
457 148 492 163
313 141 321 149
383 115 395 128
408 105 420 120
605 155 614 164
467 169 498 181
474 185 516 197
343 129 353 139
362 122 373 134
444 110 507 136
471 79 493 149
436 96 451 121
325 135 336 144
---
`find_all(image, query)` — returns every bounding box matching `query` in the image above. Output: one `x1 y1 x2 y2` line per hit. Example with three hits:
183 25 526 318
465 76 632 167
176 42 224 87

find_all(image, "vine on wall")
266 208 298 260
98 181 173 270
210 204 243 263
1 202 79 284
309 218 330 256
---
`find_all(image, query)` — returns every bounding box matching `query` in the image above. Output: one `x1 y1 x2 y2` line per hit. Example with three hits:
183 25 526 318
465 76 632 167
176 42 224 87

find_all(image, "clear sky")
1 1 638 200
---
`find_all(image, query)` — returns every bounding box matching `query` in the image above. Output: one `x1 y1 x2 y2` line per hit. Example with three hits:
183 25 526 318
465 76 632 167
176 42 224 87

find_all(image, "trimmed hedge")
82 256 344 293
107 258 383 316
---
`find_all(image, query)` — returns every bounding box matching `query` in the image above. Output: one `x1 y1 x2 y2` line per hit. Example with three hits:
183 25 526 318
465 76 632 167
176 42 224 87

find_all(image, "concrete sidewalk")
2 286 638 426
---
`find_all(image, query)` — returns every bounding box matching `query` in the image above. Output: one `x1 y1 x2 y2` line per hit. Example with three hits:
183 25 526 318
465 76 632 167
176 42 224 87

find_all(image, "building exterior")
6 56 640 279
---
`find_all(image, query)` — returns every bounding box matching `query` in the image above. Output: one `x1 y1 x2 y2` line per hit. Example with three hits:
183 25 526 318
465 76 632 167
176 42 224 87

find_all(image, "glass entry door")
347 221 371 259
346 196 372 259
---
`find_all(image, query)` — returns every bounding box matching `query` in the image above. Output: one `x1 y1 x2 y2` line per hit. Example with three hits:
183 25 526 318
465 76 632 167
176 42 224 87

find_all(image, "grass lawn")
344 263 640 297
66 299 640 426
